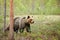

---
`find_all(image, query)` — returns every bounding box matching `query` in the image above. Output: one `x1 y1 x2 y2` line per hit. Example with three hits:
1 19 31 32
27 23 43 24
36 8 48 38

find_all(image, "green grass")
0 15 60 40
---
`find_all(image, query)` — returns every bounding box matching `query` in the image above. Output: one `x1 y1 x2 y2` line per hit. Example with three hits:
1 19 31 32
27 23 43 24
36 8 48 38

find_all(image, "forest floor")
0 15 60 40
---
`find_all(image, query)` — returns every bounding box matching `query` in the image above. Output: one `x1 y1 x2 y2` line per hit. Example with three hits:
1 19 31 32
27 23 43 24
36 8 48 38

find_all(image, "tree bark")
8 0 14 40
4 0 6 32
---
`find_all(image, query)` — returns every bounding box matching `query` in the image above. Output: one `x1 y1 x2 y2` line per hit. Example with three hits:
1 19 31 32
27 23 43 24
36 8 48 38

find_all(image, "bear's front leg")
26 25 31 33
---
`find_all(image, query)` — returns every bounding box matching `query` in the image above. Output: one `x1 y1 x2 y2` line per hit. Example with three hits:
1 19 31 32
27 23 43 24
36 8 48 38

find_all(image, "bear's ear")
32 16 33 17
27 16 30 19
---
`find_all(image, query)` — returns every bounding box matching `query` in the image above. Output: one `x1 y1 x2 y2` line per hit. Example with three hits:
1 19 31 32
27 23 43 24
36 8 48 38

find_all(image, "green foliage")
0 0 60 15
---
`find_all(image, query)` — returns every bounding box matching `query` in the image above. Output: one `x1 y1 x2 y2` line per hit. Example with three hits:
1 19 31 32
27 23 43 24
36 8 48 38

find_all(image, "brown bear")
5 16 34 33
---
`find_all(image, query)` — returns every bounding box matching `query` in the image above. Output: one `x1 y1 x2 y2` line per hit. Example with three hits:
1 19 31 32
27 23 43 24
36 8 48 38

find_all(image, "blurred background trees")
0 0 60 15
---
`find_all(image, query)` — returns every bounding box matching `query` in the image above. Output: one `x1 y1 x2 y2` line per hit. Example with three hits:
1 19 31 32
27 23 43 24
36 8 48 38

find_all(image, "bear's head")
27 16 34 24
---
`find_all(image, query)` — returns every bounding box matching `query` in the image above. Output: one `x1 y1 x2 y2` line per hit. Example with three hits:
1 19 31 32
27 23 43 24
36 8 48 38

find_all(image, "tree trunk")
8 0 14 40
4 0 6 32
